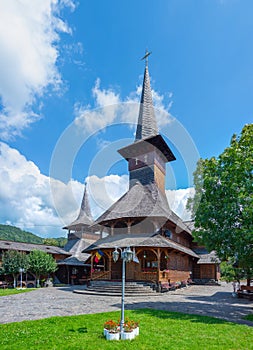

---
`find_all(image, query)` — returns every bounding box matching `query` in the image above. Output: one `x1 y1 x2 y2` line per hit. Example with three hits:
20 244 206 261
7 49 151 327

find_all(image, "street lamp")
112 246 134 337
19 268 25 289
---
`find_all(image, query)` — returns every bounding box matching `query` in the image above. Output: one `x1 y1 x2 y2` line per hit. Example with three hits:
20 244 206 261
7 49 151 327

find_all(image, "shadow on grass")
112 297 253 327
128 308 231 325
68 326 88 333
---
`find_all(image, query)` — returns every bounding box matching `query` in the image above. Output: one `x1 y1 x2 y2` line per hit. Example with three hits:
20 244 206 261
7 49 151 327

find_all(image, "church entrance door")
126 261 135 281
111 261 136 281
111 260 122 280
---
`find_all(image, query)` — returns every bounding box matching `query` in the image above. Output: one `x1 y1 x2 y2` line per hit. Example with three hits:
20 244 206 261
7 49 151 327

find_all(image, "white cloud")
74 78 121 132
86 174 129 219
166 188 195 221
74 78 173 134
0 142 129 237
0 142 194 237
0 142 82 237
0 0 75 139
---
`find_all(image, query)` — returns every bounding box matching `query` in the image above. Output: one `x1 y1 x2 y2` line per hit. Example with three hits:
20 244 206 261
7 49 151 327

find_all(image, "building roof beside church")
193 247 220 264
0 240 70 256
57 237 95 265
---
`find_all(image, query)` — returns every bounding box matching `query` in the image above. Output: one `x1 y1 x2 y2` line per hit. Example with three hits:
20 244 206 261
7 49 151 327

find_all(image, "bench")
237 285 253 301
159 282 172 292
187 278 195 285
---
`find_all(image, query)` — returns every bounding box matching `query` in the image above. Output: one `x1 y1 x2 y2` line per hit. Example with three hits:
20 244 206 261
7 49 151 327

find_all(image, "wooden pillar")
157 248 161 282
127 219 133 234
67 265 70 285
152 220 160 233
99 226 103 239
108 254 112 280
91 255 94 280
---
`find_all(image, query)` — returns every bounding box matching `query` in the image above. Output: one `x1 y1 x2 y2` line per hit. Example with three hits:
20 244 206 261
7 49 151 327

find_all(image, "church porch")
89 247 194 285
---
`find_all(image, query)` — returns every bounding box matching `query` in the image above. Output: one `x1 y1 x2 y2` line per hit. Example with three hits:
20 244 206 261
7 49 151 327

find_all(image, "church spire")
63 183 93 230
118 53 176 192
135 51 158 141
76 183 93 224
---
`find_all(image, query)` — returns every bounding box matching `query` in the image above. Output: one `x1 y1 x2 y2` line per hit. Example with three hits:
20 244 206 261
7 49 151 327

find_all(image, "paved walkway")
0 282 252 326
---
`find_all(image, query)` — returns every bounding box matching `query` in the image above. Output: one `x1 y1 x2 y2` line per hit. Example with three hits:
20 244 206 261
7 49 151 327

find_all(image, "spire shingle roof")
135 65 158 140
63 184 94 229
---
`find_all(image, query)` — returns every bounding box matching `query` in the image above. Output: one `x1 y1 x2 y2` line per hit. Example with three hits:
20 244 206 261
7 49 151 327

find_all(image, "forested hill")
0 224 67 247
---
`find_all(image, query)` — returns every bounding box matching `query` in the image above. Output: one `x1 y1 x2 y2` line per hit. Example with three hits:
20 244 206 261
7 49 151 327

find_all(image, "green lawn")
0 309 253 350
0 288 35 297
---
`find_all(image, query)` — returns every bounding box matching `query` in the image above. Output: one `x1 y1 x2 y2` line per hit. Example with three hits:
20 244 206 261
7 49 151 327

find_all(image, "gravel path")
0 282 252 326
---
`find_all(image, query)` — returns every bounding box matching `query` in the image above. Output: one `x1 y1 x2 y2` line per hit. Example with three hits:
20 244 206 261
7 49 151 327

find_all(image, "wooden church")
62 56 220 287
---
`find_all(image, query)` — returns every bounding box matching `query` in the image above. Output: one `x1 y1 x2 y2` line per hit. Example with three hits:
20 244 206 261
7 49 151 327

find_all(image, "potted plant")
103 320 120 340
132 320 139 336
121 319 138 340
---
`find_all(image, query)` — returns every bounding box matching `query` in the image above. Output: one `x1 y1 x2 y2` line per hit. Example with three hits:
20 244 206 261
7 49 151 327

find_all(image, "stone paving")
0 282 252 326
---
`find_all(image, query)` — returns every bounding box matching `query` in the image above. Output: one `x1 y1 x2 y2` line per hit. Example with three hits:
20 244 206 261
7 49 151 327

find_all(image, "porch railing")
91 270 111 281
135 271 157 282
159 270 189 283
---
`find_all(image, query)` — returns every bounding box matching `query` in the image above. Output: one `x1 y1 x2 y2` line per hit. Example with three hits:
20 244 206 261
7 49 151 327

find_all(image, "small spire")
63 183 93 229
135 50 158 141
78 183 92 220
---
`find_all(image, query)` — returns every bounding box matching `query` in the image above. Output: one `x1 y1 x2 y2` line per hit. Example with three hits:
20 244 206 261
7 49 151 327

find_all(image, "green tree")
28 250 58 287
187 124 253 284
220 260 245 283
43 238 59 246
1 250 29 288
43 237 67 247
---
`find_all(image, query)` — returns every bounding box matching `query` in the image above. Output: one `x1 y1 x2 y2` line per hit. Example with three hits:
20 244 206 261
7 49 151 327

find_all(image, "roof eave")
118 135 176 163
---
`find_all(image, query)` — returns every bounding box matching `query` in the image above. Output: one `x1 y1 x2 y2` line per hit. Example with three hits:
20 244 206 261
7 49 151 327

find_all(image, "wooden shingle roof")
0 240 70 256
135 65 158 141
63 184 94 230
95 182 191 234
83 232 199 258
61 237 94 264
193 248 220 264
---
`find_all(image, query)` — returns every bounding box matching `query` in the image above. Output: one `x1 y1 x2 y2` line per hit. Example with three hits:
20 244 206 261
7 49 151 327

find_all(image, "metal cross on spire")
141 49 152 66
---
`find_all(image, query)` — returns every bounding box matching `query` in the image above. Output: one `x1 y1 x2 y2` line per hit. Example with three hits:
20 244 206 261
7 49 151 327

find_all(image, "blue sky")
0 0 252 237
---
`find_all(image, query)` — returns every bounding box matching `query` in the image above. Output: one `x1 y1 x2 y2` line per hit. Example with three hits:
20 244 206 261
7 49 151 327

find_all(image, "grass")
0 288 35 297
0 309 253 350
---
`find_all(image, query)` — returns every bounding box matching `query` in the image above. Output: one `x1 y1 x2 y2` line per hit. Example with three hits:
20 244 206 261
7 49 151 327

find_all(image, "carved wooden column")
157 248 161 282
111 223 115 236
127 219 134 234
108 254 112 280
91 255 94 280
99 226 103 239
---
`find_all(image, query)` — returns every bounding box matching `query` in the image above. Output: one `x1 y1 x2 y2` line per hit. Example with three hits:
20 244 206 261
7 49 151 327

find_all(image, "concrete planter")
133 326 139 336
106 332 120 341
121 331 135 340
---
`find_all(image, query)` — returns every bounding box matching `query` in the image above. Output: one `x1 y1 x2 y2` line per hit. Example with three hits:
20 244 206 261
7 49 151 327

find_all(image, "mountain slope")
0 224 43 244
0 224 67 247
